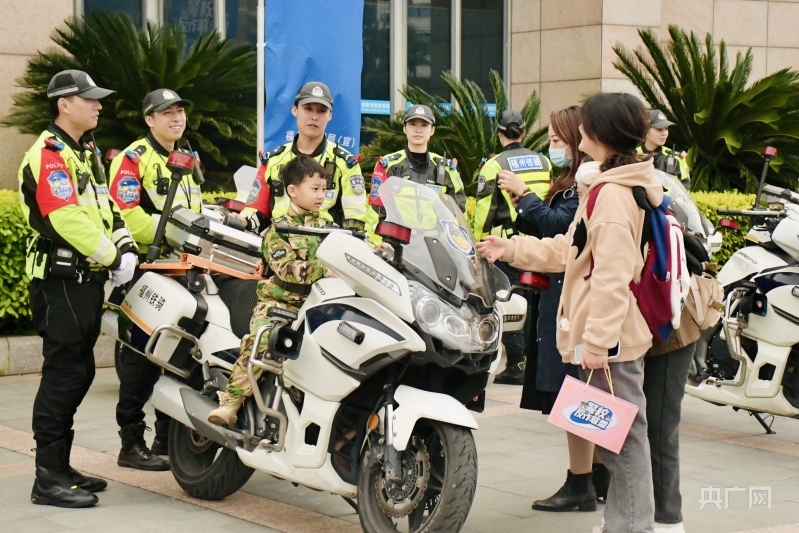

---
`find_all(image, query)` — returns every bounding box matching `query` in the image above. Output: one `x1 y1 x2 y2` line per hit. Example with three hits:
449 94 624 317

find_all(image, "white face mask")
548 147 573 168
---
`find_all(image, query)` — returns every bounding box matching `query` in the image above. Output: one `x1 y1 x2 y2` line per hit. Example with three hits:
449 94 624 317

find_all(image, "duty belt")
75 266 110 285
273 277 313 296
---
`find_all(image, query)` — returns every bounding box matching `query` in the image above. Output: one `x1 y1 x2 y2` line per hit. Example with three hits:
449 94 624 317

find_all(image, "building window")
461 0 503 98
164 0 215 49
362 0 391 105
407 0 452 99
84 0 143 27
225 0 257 47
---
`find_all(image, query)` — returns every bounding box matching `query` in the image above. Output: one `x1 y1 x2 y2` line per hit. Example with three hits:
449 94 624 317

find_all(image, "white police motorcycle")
686 182 799 427
103 156 527 533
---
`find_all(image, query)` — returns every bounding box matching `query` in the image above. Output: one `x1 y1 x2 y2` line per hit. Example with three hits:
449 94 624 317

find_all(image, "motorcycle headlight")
409 281 499 353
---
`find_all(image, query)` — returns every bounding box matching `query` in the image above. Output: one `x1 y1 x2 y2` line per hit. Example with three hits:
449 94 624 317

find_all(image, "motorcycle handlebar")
273 223 367 241
716 208 785 218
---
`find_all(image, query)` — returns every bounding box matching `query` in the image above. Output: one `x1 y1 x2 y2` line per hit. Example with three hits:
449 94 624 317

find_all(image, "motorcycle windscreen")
654 169 704 237
378 176 508 307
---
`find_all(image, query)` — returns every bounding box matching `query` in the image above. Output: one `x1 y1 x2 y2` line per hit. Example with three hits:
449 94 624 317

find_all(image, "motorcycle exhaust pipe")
151 376 241 450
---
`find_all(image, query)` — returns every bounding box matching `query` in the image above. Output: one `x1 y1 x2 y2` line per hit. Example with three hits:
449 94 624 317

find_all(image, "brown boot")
208 391 245 426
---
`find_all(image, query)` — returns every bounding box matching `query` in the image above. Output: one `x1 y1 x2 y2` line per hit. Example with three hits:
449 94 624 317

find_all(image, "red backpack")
586 183 687 342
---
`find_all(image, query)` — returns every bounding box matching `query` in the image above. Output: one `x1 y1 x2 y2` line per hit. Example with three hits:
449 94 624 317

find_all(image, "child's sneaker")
655 523 685 532
208 391 245 426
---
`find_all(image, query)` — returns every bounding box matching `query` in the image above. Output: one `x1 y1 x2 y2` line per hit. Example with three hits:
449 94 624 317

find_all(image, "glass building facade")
80 0 506 117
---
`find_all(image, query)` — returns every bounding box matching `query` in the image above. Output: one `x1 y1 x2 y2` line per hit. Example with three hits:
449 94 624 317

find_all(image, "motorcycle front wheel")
357 420 477 533
168 419 254 500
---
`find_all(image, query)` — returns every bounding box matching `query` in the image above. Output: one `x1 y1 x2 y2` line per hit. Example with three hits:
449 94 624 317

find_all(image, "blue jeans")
643 344 695 524
580 359 655 533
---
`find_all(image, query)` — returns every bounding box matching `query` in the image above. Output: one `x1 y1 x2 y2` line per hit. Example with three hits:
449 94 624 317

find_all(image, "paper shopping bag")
546 369 638 454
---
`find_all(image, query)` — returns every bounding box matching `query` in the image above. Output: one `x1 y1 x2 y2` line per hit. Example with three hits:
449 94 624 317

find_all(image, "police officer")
19 70 137 507
369 104 466 212
639 109 690 187
473 109 551 385
107 89 199 471
241 81 377 236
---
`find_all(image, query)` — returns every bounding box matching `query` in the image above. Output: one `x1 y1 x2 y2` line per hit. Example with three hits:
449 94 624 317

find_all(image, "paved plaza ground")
1 365 798 533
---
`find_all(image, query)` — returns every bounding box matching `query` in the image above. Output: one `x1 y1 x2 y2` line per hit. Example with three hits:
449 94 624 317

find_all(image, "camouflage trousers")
227 299 298 397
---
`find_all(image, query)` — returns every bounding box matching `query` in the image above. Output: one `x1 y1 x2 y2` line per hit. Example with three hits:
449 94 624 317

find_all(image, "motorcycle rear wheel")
168 419 254 500
357 420 477 533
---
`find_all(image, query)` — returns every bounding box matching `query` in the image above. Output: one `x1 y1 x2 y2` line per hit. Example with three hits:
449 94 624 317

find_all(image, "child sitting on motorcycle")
209 155 334 426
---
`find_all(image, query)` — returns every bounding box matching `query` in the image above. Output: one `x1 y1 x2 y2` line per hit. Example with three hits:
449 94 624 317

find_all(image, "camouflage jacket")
257 203 333 304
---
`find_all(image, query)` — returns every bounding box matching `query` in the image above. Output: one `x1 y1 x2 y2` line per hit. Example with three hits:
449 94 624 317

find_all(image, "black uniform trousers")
30 276 104 446
115 267 168 431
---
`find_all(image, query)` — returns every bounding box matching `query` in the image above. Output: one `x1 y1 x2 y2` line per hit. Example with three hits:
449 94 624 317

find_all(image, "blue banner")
264 1 364 153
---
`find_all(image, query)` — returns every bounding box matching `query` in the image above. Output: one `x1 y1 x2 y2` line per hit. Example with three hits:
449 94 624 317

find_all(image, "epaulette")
378 151 403 169
44 137 64 152
125 144 147 164
333 145 362 168
259 144 287 165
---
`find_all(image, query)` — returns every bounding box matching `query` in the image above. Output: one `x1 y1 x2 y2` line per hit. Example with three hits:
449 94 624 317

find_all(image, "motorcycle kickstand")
748 411 776 434
341 496 358 512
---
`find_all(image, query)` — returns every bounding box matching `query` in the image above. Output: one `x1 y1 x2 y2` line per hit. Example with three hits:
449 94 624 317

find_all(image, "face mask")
548 147 573 168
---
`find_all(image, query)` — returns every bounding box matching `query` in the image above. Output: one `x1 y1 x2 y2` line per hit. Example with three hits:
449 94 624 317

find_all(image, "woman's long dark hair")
581 93 649 172
543 106 582 204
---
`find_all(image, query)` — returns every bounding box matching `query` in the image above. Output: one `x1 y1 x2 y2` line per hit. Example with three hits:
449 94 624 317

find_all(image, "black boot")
494 357 525 385
592 463 610 503
31 439 98 508
532 470 597 512
150 418 170 457
118 421 170 471
65 430 107 493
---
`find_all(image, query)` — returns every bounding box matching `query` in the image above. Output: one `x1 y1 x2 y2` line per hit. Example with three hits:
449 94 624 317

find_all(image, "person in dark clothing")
497 106 610 512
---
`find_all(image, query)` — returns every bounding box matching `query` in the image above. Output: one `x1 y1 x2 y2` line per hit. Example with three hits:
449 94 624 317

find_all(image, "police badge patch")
117 176 141 205
477 175 487 194
350 175 365 195
47 170 74 201
246 181 260 204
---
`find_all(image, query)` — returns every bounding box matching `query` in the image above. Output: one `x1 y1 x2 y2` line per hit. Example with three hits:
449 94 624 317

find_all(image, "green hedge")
0 188 760 334
692 191 755 265
0 190 32 333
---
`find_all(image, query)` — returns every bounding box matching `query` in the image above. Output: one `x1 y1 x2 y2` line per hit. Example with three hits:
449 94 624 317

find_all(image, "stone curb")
0 334 115 376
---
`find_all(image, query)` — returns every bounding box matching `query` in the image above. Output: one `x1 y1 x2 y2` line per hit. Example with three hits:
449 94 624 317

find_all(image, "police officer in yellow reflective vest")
241 82 377 237
369 104 466 214
638 109 691 187
19 70 138 508
473 109 551 385
108 89 199 472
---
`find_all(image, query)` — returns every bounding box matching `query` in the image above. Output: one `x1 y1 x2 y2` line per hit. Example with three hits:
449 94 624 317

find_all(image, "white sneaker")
655 523 685 532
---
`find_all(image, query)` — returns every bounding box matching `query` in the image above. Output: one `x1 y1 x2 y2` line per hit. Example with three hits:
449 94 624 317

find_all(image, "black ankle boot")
532 470 597 512
118 421 170 471
150 418 170 456
592 463 610 503
65 430 107 493
31 439 98 508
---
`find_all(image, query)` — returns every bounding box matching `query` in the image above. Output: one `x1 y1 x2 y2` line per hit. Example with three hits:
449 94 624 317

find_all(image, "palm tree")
613 25 799 192
362 70 548 195
1 12 257 182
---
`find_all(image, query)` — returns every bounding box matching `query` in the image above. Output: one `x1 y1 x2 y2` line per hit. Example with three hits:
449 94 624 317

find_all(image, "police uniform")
474 110 550 385
640 109 691 186
227 203 331 396
241 82 377 236
370 105 466 213
19 71 135 507
473 144 551 241
108 89 198 470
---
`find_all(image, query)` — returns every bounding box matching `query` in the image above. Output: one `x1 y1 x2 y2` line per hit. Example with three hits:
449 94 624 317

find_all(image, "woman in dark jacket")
496 106 610 512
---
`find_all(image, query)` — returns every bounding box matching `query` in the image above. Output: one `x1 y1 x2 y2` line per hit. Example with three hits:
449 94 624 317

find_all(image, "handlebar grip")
224 214 247 231
716 209 743 216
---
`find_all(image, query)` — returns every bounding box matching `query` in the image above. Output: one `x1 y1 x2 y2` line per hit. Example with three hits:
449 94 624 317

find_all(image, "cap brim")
296 97 332 110
78 87 116 100
149 98 192 114
404 115 435 125
650 120 675 128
